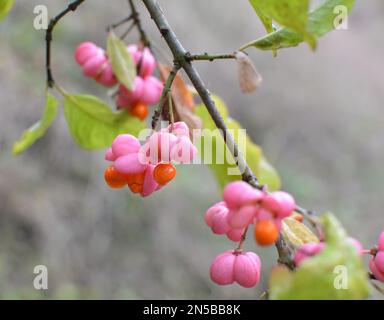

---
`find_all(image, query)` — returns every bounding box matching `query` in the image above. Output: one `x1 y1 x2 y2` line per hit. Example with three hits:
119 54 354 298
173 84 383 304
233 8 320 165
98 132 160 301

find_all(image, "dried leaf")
234 51 262 93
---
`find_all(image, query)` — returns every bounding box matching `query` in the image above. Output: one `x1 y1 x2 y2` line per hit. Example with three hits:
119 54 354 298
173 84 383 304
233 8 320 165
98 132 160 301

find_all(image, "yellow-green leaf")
195 95 281 191
12 91 59 155
0 0 14 20
248 0 316 49
63 93 145 149
248 0 274 34
281 217 319 248
241 0 355 52
107 31 136 90
269 213 370 300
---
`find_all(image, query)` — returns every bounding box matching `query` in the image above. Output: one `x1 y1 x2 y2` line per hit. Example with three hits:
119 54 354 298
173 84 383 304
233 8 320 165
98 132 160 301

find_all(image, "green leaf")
107 31 136 90
248 0 274 34
0 0 14 20
195 95 281 191
241 0 355 51
12 91 59 155
269 213 370 300
63 93 145 149
248 0 316 49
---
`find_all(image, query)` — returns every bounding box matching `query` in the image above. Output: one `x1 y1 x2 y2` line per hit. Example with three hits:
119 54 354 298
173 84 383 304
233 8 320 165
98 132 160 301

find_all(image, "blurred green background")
0 0 383 299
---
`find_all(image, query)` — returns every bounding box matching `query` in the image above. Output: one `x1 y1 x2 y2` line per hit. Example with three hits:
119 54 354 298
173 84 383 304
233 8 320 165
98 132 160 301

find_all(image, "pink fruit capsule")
210 251 236 286
82 53 108 78
378 231 384 251
138 47 156 78
223 181 263 210
226 228 244 242
127 44 142 64
255 207 273 221
227 205 257 229
167 121 190 138
233 251 261 288
111 134 141 158
141 76 163 105
210 251 261 288
262 191 295 218
170 136 197 164
105 147 116 161
204 202 230 235
370 258 384 282
114 153 146 174
75 42 101 65
116 77 145 108
140 164 159 197
294 242 324 266
95 63 118 87
145 131 178 164
204 202 227 227
374 251 384 273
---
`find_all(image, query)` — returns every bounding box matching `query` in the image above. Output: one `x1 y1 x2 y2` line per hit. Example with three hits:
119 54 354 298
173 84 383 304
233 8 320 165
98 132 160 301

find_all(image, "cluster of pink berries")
75 42 163 121
206 181 296 288
369 231 384 282
205 181 295 246
75 42 118 87
104 121 197 197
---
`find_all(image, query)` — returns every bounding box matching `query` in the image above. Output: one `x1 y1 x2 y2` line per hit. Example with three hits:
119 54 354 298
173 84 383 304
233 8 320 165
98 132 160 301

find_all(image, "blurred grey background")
0 0 383 299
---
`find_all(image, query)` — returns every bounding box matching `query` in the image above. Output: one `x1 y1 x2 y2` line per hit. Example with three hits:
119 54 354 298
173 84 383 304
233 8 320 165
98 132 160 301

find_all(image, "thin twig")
235 226 249 253
106 14 133 32
45 0 85 88
128 0 150 48
151 64 180 129
168 93 174 124
120 21 136 40
186 52 236 62
275 235 295 270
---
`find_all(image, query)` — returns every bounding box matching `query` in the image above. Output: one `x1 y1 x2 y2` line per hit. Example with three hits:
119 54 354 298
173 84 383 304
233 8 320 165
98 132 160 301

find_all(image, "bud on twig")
234 51 262 94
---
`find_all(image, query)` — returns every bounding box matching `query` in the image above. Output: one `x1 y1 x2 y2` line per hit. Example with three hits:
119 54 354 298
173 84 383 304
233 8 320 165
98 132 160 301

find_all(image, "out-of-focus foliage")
12 91 58 155
63 93 145 149
242 0 355 51
195 95 281 191
269 213 370 300
0 0 14 20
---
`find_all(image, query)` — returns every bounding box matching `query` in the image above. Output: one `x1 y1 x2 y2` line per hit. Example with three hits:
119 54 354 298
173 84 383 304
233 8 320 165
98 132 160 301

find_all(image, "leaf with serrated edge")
241 0 355 51
63 93 145 149
12 91 59 155
107 32 136 90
